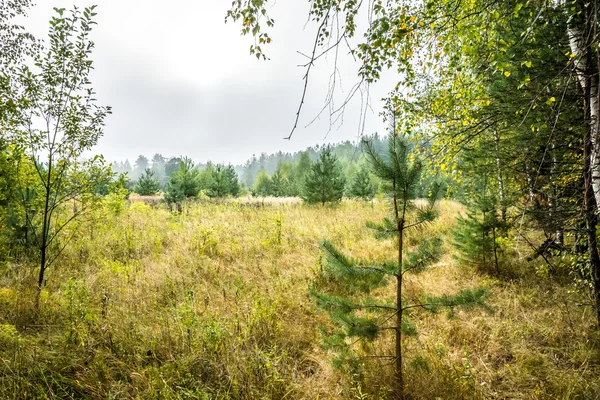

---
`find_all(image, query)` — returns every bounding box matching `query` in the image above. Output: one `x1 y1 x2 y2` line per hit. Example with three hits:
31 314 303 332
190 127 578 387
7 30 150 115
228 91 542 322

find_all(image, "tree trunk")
36 245 46 308
584 117 600 326
567 0 600 208
392 169 404 399
396 219 404 400
525 157 537 205
550 141 564 245
568 0 600 325
493 129 507 226
37 154 53 309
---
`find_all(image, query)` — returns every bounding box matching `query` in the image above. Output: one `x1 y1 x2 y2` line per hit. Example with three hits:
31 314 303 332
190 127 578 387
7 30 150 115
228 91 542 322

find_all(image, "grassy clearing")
0 199 598 399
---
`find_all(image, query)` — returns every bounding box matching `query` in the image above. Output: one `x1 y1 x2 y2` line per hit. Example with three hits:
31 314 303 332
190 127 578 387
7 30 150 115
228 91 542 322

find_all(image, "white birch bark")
566 1 600 208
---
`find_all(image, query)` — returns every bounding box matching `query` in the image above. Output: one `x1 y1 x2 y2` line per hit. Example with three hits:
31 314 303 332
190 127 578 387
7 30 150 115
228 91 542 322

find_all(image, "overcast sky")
23 1 398 165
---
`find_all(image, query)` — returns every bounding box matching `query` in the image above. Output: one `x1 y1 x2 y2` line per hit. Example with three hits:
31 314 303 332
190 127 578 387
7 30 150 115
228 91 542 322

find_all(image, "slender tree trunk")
584 122 600 326
37 158 52 309
392 168 404 399
396 221 404 400
525 157 537 205
492 226 500 274
482 208 487 268
493 129 507 227
550 141 564 245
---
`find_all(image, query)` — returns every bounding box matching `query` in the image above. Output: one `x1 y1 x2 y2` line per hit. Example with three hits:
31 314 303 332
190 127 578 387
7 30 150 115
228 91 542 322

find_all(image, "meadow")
0 198 599 399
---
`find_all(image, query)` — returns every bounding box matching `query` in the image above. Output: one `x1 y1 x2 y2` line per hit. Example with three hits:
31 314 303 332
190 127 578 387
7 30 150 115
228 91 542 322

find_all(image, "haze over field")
23 1 397 164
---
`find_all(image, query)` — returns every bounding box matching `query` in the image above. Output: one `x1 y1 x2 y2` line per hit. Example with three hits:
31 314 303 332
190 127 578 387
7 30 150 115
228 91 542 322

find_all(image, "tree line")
119 133 447 203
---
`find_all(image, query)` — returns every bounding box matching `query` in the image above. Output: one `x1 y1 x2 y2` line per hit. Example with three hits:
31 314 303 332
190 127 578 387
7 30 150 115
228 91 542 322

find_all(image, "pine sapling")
312 126 488 399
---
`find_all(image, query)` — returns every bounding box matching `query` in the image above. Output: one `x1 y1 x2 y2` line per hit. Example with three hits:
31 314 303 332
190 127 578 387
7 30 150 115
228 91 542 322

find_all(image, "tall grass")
0 199 598 399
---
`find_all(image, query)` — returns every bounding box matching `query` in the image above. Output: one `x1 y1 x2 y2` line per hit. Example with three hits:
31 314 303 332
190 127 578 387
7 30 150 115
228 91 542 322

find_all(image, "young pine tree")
164 158 201 203
224 165 240 197
349 164 375 201
303 146 345 205
451 190 503 274
253 167 272 196
206 164 230 198
134 168 160 196
312 129 488 399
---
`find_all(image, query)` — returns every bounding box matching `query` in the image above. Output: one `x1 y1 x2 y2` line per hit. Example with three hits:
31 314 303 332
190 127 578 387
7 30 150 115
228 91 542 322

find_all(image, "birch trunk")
566 0 600 208
566 0 600 326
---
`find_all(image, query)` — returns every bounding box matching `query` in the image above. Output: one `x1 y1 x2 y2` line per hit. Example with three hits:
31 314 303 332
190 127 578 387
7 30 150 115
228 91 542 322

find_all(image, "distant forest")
113 134 414 196
112 138 369 187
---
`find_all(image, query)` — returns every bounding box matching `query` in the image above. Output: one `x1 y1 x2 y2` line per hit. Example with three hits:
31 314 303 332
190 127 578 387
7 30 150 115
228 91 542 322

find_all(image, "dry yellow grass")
0 199 598 399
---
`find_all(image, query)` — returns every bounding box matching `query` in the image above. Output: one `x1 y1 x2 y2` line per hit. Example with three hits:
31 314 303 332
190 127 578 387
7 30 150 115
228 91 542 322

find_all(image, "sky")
23 1 398 165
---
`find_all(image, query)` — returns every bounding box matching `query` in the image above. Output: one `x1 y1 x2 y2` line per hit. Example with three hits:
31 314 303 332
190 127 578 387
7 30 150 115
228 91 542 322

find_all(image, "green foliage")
253 167 272 196
303 147 346 205
312 129 486 396
164 157 182 177
164 158 201 203
451 192 503 273
134 168 160 196
294 151 312 195
1 5 112 295
349 164 375 201
206 164 240 198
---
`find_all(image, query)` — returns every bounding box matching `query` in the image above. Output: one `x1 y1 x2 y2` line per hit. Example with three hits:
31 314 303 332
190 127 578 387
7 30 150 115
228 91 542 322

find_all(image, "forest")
1 0 600 399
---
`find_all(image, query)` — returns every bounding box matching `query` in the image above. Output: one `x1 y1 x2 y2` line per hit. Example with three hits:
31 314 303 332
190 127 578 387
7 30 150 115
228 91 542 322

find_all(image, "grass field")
0 198 599 399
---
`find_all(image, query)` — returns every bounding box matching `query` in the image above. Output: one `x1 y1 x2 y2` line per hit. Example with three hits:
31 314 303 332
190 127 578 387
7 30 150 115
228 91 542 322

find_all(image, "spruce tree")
349 164 375 201
134 168 160 196
303 147 345 205
311 129 487 398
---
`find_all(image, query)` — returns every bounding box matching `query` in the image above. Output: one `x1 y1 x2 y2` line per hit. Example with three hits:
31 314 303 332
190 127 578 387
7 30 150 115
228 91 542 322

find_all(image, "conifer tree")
312 125 487 398
451 190 502 274
206 164 229 198
303 147 345 205
349 164 375 201
206 164 240 198
224 165 240 197
164 158 201 203
134 168 160 196
270 170 286 197
294 151 312 195
253 167 272 196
